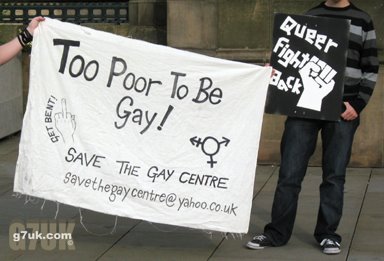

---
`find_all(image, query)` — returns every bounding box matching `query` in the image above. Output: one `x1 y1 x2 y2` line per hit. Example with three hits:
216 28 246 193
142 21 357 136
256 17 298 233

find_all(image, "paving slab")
210 167 372 261
348 168 384 261
1 190 141 261
98 223 224 261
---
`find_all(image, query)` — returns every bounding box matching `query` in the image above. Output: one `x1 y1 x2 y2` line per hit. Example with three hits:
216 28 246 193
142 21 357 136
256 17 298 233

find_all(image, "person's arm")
343 18 379 120
0 16 45 65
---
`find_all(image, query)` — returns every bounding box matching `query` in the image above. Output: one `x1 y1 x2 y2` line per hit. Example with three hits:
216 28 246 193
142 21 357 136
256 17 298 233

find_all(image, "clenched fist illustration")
297 60 336 111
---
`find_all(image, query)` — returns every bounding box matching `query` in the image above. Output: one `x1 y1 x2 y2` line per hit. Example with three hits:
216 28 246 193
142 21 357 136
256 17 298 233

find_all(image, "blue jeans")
264 116 360 246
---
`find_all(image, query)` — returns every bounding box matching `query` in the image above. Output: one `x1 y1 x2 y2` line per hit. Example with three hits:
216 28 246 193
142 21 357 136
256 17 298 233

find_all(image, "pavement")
0 133 383 261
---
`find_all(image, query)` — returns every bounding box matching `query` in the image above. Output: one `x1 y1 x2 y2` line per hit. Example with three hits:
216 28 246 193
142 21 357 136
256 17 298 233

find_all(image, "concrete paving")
0 133 383 260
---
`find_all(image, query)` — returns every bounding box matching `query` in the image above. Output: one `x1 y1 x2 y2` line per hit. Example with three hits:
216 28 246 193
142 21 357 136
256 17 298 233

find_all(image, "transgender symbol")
190 136 230 168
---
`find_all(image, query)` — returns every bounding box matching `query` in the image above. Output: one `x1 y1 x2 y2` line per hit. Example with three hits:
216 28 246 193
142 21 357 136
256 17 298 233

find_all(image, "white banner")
14 18 271 233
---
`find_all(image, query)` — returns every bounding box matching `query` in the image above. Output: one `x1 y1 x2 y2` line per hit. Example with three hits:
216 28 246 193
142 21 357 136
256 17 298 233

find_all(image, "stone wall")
0 54 23 138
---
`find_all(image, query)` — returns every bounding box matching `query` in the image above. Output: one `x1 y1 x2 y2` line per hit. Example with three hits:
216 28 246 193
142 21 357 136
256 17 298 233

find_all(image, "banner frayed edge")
13 192 119 236
12 193 245 238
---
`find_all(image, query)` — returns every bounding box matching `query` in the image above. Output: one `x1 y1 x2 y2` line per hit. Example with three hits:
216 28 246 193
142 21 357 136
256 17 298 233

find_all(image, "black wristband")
17 28 33 47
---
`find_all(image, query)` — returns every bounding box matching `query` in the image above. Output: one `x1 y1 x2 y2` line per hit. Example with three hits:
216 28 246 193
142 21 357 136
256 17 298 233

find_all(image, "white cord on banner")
12 192 22 199
24 195 40 205
54 201 60 219
79 208 118 236
40 199 46 211
147 222 180 233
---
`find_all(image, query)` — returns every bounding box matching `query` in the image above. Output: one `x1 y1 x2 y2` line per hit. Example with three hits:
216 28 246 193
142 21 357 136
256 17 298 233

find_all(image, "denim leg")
314 118 360 243
265 117 320 246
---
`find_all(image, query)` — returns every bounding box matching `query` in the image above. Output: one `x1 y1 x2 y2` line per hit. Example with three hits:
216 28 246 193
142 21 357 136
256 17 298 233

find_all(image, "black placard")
265 13 350 121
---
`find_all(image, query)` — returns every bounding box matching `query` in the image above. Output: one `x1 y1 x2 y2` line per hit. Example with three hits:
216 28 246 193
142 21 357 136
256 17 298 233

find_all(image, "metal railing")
0 1 129 24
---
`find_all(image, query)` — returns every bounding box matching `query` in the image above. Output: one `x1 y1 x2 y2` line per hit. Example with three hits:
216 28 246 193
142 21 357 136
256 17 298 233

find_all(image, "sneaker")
246 234 272 249
320 238 341 254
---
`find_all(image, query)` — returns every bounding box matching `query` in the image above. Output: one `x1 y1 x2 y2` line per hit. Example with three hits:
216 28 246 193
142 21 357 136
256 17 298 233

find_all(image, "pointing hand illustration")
55 98 76 144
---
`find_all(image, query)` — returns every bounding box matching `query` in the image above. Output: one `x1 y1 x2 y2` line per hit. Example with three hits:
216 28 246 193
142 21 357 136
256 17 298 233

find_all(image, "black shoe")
246 234 272 249
320 238 341 255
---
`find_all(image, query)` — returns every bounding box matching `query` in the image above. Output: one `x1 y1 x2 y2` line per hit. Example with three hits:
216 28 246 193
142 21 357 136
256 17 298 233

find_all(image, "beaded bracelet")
17 28 33 48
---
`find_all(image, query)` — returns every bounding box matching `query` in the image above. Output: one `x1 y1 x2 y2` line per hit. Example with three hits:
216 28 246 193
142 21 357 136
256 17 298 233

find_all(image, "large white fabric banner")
14 18 271 233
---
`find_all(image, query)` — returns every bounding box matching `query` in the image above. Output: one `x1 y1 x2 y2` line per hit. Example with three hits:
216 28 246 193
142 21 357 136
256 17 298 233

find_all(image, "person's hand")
297 61 335 111
341 102 358 121
26 16 45 35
